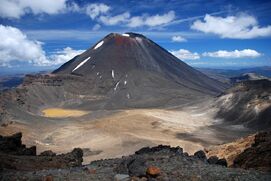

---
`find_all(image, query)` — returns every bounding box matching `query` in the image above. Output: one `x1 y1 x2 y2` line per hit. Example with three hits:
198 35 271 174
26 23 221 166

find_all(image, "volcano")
50 32 226 108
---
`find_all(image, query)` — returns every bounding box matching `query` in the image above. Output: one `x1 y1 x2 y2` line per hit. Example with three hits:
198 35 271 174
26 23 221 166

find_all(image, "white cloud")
0 25 50 66
50 47 85 65
85 3 110 19
92 24 101 31
202 49 261 58
0 0 68 19
0 25 83 67
97 10 175 27
171 35 187 42
127 11 175 27
99 12 130 25
0 1 175 29
170 49 200 60
191 13 271 39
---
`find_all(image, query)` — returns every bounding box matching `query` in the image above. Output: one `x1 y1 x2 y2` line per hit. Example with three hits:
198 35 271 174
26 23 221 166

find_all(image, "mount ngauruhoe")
52 32 226 108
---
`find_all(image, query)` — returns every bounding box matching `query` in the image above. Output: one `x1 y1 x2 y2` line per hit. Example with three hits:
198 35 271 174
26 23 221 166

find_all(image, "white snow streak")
135 37 142 42
94 41 104 49
114 81 120 91
97 72 100 75
111 70 115 79
124 80 127 85
72 57 90 72
122 33 130 37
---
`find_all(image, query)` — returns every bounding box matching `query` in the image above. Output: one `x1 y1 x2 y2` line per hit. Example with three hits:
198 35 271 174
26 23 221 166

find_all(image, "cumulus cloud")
0 25 50 66
50 47 84 65
99 12 130 25
98 10 175 27
126 11 175 27
202 49 261 58
0 25 83 67
170 49 200 60
171 35 187 42
191 13 271 39
0 0 68 19
85 3 110 19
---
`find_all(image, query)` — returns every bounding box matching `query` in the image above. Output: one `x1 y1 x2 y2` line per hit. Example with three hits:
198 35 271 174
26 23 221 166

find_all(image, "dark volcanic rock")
0 133 83 171
40 150 56 156
217 158 228 167
135 145 183 155
0 132 36 156
194 150 207 161
128 157 147 177
207 156 219 164
1 145 271 180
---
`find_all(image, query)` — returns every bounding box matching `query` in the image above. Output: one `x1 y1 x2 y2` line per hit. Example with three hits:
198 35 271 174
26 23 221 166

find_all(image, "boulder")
40 150 56 156
207 156 219 164
217 159 228 167
146 166 161 177
128 157 147 177
194 150 207 161
0 132 36 156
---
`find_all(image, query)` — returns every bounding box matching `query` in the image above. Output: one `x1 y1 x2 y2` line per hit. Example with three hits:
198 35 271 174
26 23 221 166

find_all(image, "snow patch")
122 33 130 37
112 70 115 79
114 81 120 91
97 72 100 75
94 41 104 49
124 80 127 85
135 37 142 42
99 75 102 79
72 57 90 72
126 93 130 99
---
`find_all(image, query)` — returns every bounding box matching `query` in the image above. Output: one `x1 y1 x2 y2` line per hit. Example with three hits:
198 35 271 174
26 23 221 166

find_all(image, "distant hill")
230 73 270 84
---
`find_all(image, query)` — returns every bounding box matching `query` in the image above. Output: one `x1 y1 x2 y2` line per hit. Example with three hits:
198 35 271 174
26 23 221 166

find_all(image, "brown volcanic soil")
0 100 252 164
206 133 256 167
206 131 271 172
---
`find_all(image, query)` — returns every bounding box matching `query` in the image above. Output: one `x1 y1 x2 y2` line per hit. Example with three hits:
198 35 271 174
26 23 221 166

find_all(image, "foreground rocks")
0 133 270 180
0 132 36 155
0 132 83 171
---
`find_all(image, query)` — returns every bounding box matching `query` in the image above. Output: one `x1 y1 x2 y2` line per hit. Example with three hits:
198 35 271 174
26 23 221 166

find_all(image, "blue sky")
0 0 271 71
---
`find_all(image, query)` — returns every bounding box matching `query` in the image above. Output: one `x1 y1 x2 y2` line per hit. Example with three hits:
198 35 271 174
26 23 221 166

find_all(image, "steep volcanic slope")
54 33 226 96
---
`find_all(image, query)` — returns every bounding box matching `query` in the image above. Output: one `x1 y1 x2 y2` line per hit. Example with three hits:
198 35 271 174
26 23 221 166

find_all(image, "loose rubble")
0 133 270 180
